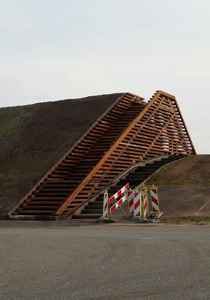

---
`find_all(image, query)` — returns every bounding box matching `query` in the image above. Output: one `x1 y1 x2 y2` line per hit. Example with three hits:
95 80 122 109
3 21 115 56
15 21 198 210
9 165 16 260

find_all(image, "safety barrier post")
140 186 149 220
140 187 144 217
140 186 149 216
109 184 129 217
103 191 109 219
143 190 148 220
134 190 141 218
127 188 134 216
150 185 160 214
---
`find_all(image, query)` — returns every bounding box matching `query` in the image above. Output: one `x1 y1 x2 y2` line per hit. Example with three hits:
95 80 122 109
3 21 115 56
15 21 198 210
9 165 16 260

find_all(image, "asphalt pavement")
0 221 210 300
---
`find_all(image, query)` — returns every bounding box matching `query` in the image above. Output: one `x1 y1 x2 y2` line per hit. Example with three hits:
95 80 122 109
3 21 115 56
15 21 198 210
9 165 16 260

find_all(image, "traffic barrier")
143 190 148 220
102 183 160 221
109 194 128 214
140 187 144 217
103 191 109 219
150 185 160 214
109 183 129 214
140 186 149 216
127 189 134 215
109 183 129 204
134 191 141 218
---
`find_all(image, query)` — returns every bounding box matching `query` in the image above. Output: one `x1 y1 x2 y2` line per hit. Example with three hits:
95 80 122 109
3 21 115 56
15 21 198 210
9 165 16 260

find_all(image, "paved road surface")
0 221 210 300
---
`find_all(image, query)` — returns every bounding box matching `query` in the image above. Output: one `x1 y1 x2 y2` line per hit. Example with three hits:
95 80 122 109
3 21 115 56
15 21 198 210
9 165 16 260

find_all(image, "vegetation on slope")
0 93 121 218
146 155 210 186
0 105 37 144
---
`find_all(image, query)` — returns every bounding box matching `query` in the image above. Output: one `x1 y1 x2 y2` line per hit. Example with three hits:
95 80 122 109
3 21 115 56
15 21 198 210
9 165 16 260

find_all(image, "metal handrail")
61 154 170 218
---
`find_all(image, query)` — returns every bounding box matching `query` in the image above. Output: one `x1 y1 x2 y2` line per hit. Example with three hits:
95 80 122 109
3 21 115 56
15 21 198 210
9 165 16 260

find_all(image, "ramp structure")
8 91 196 220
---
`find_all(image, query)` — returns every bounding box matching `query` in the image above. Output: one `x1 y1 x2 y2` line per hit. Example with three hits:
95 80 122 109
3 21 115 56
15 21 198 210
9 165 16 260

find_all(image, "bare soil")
146 155 210 186
160 216 210 225
0 93 121 218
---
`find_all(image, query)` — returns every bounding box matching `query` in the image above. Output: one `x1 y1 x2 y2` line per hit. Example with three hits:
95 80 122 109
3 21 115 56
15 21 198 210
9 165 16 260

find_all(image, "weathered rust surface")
8 91 196 219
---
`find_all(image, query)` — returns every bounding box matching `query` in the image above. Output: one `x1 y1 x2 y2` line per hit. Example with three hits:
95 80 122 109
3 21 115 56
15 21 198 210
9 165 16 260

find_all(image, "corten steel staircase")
8 91 196 220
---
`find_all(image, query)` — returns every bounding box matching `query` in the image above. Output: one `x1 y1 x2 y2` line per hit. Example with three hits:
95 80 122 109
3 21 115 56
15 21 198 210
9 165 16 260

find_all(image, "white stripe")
111 194 127 212
128 192 134 214
152 202 159 212
144 198 147 218
128 193 133 201
144 195 147 206
151 190 157 199
121 195 127 203
134 194 140 203
109 184 129 203
134 193 141 217
141 190 145 196
103 194 108 218
134 206 140 216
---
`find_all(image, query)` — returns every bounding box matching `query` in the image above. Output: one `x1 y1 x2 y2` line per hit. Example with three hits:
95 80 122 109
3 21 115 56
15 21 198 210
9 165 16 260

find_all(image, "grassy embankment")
161 216 210 224
0 105 34 144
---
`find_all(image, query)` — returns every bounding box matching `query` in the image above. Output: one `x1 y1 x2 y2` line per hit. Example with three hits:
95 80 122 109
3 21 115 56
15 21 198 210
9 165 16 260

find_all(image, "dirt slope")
0 93 121 218
145 155 210 217
155 185 210 217
146 155 210 186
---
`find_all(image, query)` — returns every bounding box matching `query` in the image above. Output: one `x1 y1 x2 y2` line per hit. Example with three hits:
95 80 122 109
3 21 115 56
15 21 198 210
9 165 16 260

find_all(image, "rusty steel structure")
8 91 196 219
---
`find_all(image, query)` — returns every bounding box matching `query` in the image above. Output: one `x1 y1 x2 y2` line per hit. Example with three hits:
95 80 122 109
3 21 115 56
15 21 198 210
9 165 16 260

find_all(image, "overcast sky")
0 0 210 154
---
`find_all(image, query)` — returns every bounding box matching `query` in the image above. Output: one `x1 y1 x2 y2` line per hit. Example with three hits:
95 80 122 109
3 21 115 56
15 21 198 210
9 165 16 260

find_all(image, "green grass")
0 105 34 144
161 216 210 223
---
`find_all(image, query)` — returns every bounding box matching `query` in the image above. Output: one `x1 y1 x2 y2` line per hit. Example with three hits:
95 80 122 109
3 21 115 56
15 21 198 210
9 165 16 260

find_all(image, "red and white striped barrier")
143 190 148 220
150 185 160 214
103 191 109 219
134 191 141 218
139 186 149 220
109 183 129 204
140 187 144 217
102 183 161 221
127 189 134 215
109 183 129 214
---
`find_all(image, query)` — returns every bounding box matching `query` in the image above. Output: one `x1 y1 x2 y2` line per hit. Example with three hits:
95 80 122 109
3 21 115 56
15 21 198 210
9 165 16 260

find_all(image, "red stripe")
134 201 140 210
152 198 158 206
109 184 129 204
129 199 133 208
104 203 108 210
117 190 122 197
109 196 114 204
118 199 123 205
110 205 116 213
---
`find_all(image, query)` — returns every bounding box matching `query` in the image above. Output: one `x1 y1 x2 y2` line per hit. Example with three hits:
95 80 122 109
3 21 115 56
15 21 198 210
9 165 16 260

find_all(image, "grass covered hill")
0 93 121 218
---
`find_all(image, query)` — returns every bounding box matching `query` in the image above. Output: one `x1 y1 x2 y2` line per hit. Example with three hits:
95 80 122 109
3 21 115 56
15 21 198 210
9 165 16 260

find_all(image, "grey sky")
0 0 210 153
